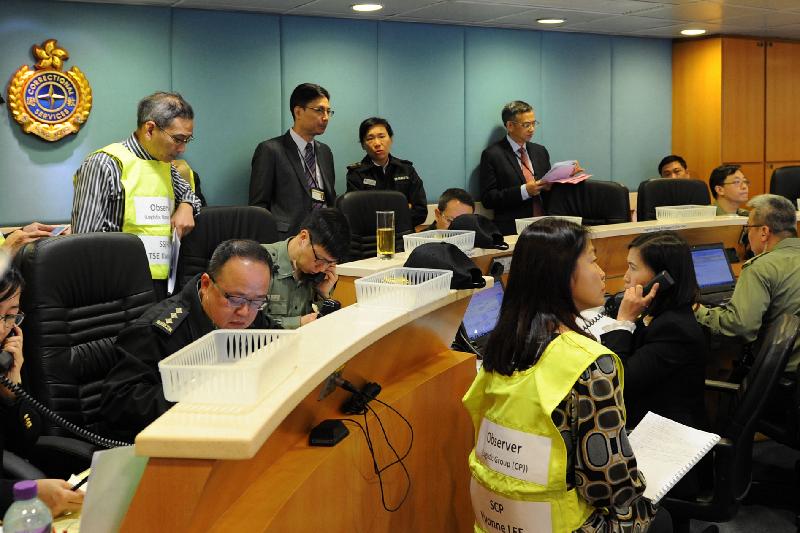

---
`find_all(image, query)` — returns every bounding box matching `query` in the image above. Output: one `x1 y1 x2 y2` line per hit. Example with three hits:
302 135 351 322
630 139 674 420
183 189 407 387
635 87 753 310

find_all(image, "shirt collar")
289 128 313 153
124 132 158 161
272 239 296 280
506 135 524 154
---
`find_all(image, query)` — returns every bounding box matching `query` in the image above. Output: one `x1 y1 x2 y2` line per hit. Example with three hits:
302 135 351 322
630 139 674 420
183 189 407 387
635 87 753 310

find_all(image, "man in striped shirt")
71 92 202 293
71 92 202 237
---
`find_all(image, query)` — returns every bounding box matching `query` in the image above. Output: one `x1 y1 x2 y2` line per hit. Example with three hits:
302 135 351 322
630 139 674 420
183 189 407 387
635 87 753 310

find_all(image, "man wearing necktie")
479 100 552 236
249 83 337 240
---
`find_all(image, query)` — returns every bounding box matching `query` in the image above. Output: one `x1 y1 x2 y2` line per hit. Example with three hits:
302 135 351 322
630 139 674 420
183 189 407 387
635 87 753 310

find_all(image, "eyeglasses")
307 232 336 267
0 313 24 327
157 124 194 145
723 179 750 187
512 120 540 129
743 224 765 230
210 278 266 310
304 106 335 117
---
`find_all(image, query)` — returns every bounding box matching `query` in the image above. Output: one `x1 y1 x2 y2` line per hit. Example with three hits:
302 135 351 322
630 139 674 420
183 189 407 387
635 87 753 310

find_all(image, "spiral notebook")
628 411 720 503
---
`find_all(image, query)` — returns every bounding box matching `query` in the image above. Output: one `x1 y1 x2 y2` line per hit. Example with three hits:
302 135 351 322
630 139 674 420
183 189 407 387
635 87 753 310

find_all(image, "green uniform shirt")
261 239 316 329
695 237 800 371
714 201 748 217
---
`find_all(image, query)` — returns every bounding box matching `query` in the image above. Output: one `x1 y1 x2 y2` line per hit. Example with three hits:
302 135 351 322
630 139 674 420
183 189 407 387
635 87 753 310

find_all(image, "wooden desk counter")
122 284 487 532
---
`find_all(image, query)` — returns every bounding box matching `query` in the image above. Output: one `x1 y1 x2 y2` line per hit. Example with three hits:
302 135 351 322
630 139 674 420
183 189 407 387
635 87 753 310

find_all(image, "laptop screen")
691 245 735 290
463 282 504 342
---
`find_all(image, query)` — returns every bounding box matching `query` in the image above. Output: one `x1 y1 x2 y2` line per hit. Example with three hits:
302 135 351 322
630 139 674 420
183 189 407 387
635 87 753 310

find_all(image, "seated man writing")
99 239 275 441
424 188 475 231
261 208 350 329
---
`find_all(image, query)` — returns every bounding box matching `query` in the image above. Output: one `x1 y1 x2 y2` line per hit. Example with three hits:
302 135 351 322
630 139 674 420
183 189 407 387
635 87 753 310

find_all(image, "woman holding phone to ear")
600 231 707 433
0 267 84 517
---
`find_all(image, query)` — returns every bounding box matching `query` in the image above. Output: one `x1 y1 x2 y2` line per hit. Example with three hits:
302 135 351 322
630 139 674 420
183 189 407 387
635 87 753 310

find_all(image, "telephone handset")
604 270 675 319
0 329 16 372
309 272 326 285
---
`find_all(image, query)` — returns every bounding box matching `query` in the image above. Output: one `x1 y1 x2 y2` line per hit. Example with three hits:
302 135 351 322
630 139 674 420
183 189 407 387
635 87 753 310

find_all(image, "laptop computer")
461 281 505 355
691 243 737 306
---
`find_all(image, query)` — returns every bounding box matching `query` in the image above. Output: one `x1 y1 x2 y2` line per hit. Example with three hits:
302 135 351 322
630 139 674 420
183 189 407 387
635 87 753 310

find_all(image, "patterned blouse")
551 354 659 532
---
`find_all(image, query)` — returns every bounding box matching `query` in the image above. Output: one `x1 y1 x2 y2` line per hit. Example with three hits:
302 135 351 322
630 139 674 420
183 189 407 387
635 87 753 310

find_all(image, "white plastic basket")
515 215 583 234
655 205 717 222
403 230 475 253
355 267 453 310
158 329 298 405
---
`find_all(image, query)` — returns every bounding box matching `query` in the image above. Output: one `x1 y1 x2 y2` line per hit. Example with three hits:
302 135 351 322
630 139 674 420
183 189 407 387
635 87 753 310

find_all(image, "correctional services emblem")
6 39 92 142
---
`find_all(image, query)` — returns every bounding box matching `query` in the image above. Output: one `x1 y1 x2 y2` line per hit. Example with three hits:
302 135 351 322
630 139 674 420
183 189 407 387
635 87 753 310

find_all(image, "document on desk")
540 160 592 184
628 411 720 503
79 446 147 533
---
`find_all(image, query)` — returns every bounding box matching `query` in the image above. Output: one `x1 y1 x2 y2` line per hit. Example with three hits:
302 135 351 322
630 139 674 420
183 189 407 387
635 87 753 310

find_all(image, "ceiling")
51 0 800 40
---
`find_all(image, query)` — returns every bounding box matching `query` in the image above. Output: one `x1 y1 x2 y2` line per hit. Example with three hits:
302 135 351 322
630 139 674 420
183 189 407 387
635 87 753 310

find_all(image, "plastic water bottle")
2 480 53 533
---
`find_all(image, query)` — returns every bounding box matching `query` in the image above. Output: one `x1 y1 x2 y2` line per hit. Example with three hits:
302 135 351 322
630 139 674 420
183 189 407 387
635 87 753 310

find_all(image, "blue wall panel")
464 27 542 198
541 32 613 180
281 16 378 194
0 1 672 225
611 37 672 189
378 22 465 203
0 0 172 224
172 10 281 206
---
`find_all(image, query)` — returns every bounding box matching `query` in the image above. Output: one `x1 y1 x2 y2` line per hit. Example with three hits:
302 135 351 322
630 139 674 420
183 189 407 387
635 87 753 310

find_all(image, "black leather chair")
636 178 711 221
15 233 156 473
662 314 800 533
769 165 800 206
546 180 630 225
336 191 413 261
175 206 278 293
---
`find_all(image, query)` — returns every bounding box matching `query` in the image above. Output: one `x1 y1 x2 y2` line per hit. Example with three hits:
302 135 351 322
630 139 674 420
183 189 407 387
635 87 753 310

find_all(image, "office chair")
336 191 413 260
636 178 711 221
546 180 630 225
769 166 800 206
175 206 278 293
661 314 800 533
16 233 156 476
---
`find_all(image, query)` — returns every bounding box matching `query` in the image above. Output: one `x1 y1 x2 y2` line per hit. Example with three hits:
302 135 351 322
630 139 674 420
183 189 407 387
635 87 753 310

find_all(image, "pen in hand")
70 476 88 492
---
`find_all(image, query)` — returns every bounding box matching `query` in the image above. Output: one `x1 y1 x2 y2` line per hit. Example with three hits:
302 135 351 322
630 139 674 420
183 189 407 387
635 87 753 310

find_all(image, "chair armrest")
3 450 46 480
705 380 739 393
27 436 96 479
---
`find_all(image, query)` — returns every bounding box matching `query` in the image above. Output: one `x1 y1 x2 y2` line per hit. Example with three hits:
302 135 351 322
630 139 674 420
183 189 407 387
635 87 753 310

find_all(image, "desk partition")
120 285 485 532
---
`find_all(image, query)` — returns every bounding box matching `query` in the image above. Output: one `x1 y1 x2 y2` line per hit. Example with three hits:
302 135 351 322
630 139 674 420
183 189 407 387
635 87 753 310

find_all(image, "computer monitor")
690 243 736 293
462 282 504 343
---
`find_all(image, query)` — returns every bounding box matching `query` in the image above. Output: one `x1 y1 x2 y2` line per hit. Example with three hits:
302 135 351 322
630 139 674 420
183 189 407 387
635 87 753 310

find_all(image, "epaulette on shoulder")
393 157 413 166
153 305 189 335
347 161 367 171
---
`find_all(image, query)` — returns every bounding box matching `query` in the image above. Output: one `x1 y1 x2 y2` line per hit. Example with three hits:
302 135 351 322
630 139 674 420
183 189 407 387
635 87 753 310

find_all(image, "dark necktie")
304 143 322 209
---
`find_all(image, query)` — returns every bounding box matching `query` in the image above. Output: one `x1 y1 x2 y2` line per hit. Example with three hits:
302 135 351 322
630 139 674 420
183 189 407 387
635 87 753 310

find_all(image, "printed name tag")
311 188 326 202
476 418 551 485
394 175 409 181
134 196 172 225
363 178 377 186
138 235 171 265
470 478 552 533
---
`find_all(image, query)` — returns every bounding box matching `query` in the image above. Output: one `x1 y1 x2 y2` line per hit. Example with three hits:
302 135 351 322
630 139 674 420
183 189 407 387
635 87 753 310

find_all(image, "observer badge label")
6 39 92 142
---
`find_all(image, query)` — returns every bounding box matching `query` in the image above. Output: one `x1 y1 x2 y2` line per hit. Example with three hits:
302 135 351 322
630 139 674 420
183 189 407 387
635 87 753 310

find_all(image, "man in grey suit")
249 83 337 239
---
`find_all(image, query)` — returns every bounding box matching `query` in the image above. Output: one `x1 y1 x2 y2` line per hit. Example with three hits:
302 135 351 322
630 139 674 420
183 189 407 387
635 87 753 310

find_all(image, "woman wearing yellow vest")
463 219 670 532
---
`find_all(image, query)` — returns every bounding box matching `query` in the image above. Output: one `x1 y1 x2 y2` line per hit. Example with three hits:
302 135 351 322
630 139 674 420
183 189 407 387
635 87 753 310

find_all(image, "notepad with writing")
628 411 720 503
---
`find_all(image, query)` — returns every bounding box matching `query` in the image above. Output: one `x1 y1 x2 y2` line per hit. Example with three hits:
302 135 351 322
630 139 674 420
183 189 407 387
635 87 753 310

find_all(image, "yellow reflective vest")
95 143 174 280
463 331 624 533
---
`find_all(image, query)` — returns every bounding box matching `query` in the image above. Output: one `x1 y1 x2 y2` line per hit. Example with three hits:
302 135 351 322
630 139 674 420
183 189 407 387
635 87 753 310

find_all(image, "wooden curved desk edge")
121 298 478 532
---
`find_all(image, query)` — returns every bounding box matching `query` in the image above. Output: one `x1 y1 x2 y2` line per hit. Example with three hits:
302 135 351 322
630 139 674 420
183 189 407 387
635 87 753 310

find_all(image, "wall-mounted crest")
6 39 92 142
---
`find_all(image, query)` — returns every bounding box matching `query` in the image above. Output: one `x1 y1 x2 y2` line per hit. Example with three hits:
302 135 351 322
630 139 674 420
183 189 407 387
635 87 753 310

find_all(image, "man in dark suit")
249 83 337 240
479 100 552 235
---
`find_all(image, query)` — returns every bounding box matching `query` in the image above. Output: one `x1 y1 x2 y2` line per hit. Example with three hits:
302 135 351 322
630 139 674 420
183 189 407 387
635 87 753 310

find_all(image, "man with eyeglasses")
695 194 800 374
479 100 553 235
249 83 337 240
261 208 350 329
72 92 202 295
99 239 276 441
424 188 475 231
709 164 750 216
